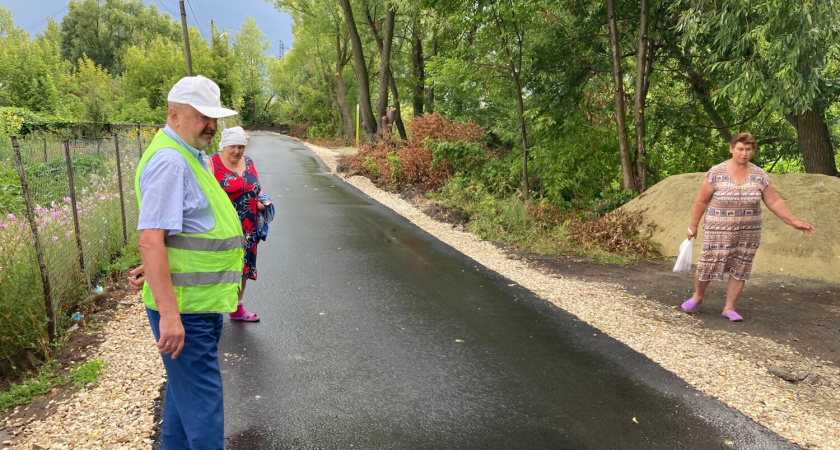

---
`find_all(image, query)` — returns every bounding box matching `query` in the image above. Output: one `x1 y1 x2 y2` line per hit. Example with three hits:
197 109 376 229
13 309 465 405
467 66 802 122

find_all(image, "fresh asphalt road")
216 132 792 449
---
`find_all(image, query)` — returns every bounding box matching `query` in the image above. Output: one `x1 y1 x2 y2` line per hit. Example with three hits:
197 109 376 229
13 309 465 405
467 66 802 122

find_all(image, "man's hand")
158 313 185 359
127 265 145 290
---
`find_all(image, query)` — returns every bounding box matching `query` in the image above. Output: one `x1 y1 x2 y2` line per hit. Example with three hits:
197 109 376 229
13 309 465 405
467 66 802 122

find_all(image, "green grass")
437 178 649 264
69 359 105 388
0 359 107 409
0 365 57 409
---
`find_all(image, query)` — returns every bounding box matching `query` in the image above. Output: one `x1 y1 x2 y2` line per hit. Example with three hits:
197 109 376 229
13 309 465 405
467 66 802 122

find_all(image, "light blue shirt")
137 126 215 235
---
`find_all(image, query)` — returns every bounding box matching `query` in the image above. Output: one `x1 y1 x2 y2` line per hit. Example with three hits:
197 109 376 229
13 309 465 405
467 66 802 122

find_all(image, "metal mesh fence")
0 123 158 367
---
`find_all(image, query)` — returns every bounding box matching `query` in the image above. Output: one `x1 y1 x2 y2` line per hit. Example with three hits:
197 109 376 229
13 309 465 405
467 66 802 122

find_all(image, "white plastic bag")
673 238 693 273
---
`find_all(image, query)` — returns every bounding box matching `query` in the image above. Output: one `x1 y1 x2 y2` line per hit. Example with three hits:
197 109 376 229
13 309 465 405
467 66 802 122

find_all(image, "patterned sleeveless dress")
210 154 261 280
697 162 770 281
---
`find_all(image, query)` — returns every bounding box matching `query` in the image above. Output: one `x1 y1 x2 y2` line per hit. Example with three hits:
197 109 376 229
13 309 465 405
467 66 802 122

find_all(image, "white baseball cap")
219 126 248 150
167 75 238 118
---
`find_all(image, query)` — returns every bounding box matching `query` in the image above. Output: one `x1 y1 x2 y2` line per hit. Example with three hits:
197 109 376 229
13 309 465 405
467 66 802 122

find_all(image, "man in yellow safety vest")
128 75 242 450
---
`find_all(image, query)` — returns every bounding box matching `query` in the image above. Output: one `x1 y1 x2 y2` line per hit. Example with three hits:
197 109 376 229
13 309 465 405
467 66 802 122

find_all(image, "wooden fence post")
12 136 56 342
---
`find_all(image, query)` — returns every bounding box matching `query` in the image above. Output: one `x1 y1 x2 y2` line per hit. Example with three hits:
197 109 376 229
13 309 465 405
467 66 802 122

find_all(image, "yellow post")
355 103 360 146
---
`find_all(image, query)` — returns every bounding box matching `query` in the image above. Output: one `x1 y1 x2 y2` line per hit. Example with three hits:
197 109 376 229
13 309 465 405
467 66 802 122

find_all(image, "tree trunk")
335 35 354 140
513 71 529 200
632 0 650 192
688 70 733 144
796 105 839 176
607 0 635 191
375 3 396 138
335 72 354 140
338 0 377 140
388 72 408 139
411 20 425 117
425 31 437 114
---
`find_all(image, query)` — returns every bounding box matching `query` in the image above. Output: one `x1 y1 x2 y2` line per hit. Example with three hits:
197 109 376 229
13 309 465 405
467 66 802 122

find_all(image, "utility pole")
210 19 215 48
180 0 193 76
279 39 285 58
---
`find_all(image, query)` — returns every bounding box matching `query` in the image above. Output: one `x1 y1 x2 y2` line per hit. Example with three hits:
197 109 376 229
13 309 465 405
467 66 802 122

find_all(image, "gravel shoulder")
2 294 163 449
2 137 837 449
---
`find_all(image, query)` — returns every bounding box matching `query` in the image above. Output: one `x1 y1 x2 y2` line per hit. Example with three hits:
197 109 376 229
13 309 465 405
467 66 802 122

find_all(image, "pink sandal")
721 310 743 322
230 309 260 322
681 298 700 313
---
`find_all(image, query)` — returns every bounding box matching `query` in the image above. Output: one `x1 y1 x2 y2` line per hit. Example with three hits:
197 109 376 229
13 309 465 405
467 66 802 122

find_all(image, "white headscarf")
219 126 247 150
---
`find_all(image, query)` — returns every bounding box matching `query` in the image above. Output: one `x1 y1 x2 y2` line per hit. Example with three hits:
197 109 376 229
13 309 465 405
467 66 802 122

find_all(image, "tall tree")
678 0 840 176
274 0 356 139
0 11 67 114
410 17 425 117
59 0 180 75
233 17 271 125
606 0 635 191
362 0 406 139
339 0 378 140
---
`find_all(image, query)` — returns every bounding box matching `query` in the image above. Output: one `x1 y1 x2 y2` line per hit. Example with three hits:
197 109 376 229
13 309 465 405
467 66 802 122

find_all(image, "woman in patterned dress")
211 126 266 322
680 132 814 321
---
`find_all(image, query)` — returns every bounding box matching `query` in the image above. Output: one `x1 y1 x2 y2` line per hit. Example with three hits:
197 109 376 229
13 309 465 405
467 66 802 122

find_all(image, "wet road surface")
217 132 793 449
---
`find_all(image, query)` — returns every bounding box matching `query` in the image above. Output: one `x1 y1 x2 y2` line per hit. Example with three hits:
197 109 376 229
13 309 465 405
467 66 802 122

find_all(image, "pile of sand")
622 172 839 282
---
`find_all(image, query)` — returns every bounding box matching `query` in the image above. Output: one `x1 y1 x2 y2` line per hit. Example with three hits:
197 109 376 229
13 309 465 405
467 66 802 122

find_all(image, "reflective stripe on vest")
135 130 244 313
164 235 245 252
171 271 242 287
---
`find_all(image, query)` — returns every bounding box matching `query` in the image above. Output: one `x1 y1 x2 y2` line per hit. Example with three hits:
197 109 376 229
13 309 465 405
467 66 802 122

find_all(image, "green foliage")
364 156 381 177
98 233 141 282
306 123 337 140
0 359 106 409
70 359 105 388
0 165 25 214
676 0 839 116
386 151 401 184
58 0 180 75
438 174 658 262
0 365 56 409
234 17 272 125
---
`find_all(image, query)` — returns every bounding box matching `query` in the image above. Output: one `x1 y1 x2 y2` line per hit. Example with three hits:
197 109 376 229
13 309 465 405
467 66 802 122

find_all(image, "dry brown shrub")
340 137 399 185
397 113 486 192
566 208 660 257
289 123 309 139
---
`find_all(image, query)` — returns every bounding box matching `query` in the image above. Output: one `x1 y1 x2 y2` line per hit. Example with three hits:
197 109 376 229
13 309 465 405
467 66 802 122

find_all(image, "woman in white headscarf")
210 127 267 321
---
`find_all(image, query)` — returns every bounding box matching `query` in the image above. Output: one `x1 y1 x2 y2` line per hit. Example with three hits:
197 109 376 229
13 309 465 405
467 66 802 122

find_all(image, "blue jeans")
146 308 226 450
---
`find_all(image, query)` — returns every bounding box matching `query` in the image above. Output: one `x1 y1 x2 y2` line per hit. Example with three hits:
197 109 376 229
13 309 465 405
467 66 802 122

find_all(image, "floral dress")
697 161 770 281
210 154 261 280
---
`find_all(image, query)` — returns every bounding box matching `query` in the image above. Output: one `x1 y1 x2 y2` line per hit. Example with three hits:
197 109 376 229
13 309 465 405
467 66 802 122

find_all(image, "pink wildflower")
6 213 16 223
51 236 58 243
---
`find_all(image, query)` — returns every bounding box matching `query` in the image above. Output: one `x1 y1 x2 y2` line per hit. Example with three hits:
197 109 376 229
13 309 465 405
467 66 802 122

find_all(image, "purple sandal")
721 310 743 322
681 298 700 313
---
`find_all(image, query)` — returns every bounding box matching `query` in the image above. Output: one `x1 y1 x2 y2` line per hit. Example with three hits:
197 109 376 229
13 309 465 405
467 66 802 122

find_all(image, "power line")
190 0 213 33
185 0 205 38
24 6 68 33
154 0 179 18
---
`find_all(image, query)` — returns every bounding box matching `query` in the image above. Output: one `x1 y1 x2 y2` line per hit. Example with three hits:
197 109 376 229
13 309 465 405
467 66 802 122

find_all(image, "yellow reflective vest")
134 131 244 313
